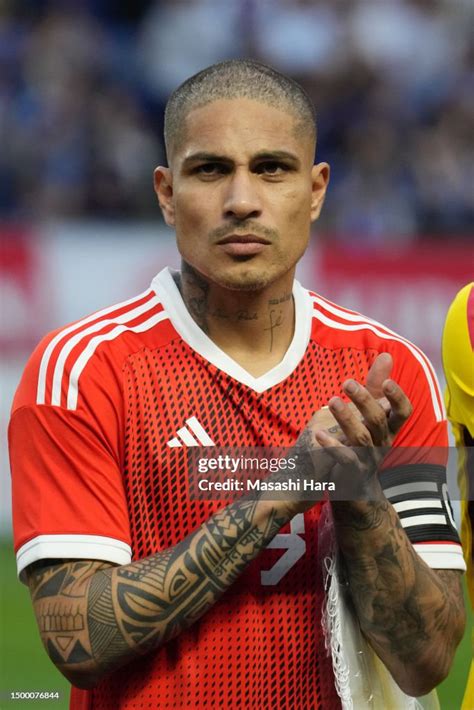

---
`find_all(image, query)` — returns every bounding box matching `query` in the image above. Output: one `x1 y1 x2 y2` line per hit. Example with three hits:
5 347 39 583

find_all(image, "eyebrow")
181 150 301 169
252 151 300 164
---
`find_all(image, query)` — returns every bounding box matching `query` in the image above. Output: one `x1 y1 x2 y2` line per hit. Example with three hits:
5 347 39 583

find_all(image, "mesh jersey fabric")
10 268 464 710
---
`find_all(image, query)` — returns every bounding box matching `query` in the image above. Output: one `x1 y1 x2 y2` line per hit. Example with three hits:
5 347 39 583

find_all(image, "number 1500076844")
9 691 61 700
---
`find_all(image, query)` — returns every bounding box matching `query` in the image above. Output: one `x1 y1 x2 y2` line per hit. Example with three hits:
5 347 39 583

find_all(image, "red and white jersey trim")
67 310 168 410
52 295 162 407
36 290 169 410
37 288 154 405
34 272 445 418
151 268 314 393
16 534 132 581
310 294 446 423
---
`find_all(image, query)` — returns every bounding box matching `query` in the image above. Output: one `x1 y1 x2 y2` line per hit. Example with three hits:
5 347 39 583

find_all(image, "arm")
333 497 464 696
314 377 466 697
26 496 291 689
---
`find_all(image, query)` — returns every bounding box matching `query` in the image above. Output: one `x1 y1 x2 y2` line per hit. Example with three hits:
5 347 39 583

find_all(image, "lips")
216 234 271 257
216 234 271 246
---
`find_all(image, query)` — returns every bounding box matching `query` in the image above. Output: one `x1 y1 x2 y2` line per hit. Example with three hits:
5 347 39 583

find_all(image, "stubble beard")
193 252 298 294
211 265 275 292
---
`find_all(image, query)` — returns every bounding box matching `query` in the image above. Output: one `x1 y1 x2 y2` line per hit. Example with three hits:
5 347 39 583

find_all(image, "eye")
193 163 229 177
255 161 289 176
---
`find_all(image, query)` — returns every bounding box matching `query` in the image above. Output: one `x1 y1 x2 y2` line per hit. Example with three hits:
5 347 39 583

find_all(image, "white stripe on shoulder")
312 292 441 377
51 295 162 406
36 289 153 405
311 300 444 422
312 294 443 401
67 310 168 410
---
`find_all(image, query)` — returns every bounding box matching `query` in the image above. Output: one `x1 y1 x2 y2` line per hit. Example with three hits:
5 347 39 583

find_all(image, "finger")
382 379 413 434
327 396 373 446
315 429 343 447
315 430 359 466
365 353 393 400
342 380 390 445
306 404 357 446
377 397 391 416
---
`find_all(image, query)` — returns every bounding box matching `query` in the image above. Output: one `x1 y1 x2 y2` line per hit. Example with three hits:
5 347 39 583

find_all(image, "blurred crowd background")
1 0 473 244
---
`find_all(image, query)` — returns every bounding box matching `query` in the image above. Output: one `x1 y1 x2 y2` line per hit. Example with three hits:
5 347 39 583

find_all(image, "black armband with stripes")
380 464 460 545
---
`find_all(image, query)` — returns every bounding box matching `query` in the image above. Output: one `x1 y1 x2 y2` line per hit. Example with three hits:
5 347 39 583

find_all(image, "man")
9 60 465 709
442 282 474 710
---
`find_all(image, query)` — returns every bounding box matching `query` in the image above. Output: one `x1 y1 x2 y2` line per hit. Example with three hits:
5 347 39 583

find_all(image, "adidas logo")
167 416 216 447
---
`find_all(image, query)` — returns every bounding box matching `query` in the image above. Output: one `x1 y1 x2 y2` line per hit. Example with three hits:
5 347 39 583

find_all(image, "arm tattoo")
28 498 288 684
332 498 465 691
28 560 114 676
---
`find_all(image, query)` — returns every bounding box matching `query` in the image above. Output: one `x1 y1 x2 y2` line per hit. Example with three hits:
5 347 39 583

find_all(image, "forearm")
28 497 290 688
332 494 465 696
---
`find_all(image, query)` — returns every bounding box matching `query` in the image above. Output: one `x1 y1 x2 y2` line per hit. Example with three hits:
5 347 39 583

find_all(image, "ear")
310 162 330 222
154 167 175 227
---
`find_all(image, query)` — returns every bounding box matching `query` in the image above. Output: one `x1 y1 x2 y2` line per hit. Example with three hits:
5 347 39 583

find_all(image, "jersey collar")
151 267 313 393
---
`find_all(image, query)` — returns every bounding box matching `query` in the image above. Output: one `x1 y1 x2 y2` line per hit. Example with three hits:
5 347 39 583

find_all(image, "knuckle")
372 411 386 429
356 387 370 403
358 432 373 446
334 449 354 466
352 428 372 446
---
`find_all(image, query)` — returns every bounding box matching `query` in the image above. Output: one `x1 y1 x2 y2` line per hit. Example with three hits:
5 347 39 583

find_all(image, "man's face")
155 98 329 292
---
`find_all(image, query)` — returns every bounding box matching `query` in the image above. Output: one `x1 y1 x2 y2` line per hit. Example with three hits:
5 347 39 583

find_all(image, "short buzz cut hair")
163 59 317 161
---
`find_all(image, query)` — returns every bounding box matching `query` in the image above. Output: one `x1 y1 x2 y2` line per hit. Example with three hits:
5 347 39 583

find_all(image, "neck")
178 262 296 368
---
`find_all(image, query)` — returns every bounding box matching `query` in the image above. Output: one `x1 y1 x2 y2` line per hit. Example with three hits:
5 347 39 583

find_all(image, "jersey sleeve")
9 332 132 582
378 338 465 572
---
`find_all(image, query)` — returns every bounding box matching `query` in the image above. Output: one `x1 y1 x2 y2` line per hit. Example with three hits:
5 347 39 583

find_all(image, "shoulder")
303 286 445 424
12 285 176 413
307 287 422 356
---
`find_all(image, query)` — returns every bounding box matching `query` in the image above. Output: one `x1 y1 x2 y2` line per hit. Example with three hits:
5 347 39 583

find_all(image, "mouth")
216 234 272 246
216 233 272 257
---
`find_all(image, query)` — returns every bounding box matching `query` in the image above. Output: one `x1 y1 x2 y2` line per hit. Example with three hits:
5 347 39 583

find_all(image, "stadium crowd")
1 0 472 243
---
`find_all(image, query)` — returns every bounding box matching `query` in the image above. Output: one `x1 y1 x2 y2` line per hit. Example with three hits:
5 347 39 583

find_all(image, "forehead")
175 98 311 164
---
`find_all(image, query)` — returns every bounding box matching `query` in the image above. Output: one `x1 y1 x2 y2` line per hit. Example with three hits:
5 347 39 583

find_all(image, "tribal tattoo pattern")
27 498 288 686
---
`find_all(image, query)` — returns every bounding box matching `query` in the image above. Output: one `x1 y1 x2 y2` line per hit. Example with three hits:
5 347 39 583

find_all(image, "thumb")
365 353 393 399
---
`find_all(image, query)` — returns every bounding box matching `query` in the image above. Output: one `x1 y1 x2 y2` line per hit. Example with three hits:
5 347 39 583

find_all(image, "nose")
222 168 262 220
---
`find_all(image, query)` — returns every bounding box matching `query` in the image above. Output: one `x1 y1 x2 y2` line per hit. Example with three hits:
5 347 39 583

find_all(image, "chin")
210 265 275 292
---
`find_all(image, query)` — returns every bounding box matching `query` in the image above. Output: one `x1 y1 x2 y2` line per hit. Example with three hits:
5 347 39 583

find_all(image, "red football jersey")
9 268 464 710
